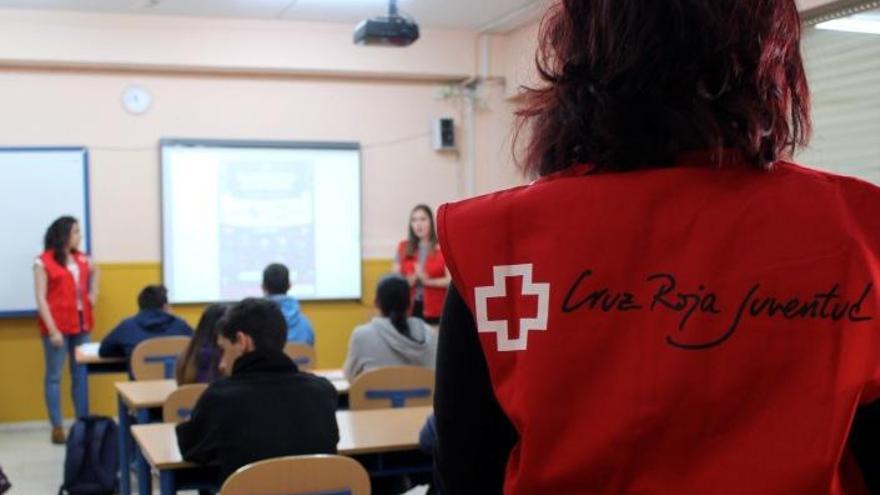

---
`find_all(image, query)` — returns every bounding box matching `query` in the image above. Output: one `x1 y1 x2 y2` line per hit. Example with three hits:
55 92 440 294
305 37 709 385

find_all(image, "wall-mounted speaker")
432 117 456 151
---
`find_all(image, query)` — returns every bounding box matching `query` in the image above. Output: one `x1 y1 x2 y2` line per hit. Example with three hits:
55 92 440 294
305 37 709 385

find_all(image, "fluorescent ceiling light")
816 13 880 35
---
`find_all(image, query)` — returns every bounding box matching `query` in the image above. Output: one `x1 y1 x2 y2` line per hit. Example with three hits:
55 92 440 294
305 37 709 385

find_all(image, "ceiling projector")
354 0 420 47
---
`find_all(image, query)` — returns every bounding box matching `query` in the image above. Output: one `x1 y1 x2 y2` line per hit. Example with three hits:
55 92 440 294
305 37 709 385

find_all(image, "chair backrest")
162 384 208 423
130 336 191 380
349 366 434 410
219 455 370 495
283 342 316 370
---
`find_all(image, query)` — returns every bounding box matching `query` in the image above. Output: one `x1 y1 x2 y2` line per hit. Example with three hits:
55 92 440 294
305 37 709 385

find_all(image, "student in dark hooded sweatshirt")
343 274 437 381
99 284 192 360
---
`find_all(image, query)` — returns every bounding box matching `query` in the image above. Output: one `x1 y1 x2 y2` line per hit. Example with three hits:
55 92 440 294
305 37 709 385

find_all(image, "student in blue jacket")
99 285 192 360
262 263 314 346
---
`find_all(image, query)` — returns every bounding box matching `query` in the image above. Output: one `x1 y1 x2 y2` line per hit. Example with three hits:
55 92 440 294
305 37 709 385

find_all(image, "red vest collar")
535 149 754 184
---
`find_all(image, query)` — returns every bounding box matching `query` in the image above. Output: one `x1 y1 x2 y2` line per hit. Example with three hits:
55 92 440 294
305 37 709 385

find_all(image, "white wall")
0 8 548 262
0 69 466 260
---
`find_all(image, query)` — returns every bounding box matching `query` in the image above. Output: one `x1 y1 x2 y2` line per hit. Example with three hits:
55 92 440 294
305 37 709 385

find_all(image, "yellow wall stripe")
0 259 392 422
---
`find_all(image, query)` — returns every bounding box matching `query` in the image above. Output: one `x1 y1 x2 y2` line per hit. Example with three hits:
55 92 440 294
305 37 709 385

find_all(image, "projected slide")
162 140 361 303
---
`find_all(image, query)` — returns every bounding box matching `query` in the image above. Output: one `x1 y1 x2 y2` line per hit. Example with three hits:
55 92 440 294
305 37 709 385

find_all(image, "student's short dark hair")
138 285 168 311
262 263 291 295
218 298 286 351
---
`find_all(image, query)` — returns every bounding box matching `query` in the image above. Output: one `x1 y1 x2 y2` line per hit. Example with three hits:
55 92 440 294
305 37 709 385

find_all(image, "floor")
0 421 429 494
0 422 68 494
0 420 193 494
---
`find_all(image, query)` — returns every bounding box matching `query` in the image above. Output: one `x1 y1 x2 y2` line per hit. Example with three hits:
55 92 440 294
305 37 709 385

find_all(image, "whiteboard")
0 148 90 317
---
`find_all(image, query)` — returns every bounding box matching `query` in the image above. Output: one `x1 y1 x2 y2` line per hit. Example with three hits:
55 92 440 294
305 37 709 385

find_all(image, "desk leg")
117 395 131 495
159 470 175 495
135 408 152 495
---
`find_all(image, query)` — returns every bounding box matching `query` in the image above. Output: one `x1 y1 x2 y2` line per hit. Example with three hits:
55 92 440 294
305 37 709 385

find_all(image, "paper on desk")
78 342 100 356
315 369 345 381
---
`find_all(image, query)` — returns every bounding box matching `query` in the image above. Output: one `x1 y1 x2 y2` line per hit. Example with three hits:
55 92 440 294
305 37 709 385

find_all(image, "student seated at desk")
263 263 315 346
176 298 338 483
175 303 228 385
343 275 437 381
99 285 192 360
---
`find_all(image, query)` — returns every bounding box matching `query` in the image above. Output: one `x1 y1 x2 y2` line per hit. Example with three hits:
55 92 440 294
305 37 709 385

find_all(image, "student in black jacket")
99 285 192 360
176 297 339 484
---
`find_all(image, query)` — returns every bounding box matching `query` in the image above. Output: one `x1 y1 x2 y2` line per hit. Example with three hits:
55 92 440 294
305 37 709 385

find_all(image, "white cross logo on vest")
474 264 551 352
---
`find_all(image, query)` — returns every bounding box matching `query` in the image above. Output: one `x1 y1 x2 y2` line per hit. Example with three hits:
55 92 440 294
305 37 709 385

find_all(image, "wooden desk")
132 406 432 495
116 380 177 495
313 368 350 395
116 380 178 409
75 343 126 373
336 406 429 455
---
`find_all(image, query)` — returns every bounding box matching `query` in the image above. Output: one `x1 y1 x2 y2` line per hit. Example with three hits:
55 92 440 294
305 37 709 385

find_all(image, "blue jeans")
42 332 90 427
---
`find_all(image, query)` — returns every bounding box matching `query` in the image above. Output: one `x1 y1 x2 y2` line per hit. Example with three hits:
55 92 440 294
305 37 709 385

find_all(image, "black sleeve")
97 325 123 358
419 413 437 455
850 399 880 494
434 284 518 495
176 388 220 465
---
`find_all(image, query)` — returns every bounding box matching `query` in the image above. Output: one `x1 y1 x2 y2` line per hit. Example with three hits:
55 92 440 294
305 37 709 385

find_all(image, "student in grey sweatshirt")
344 274 437 381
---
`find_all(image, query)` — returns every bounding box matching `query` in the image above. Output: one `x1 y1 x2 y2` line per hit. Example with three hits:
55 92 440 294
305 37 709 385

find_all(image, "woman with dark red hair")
434 1 880 493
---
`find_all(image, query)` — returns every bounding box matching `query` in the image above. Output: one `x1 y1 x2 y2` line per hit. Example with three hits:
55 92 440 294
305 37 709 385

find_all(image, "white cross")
474 264 550 352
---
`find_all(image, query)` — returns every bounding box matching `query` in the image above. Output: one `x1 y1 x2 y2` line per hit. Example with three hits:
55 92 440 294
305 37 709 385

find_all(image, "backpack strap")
89 419 108 475
89 419 117 491
61 420 87 492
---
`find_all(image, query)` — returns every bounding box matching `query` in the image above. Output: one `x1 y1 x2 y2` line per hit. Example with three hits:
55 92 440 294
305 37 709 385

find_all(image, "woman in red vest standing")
33 216 98 444
434 1 880 493
393 204 449 325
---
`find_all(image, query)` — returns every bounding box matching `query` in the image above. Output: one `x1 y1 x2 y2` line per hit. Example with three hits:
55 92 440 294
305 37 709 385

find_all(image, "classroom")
0 0 878 494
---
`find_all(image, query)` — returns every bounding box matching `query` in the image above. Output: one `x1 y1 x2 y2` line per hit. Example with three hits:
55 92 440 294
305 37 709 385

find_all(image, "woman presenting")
33 216 98 444
393 204 449 325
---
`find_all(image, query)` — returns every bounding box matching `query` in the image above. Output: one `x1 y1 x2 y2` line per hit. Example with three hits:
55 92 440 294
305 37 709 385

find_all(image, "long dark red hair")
515 0 811 176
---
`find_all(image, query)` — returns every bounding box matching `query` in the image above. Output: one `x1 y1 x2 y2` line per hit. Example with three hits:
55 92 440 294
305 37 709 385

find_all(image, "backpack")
59 416 119 495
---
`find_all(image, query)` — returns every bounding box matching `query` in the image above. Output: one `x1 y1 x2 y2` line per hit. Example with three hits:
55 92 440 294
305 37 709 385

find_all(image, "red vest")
438 156 880 495
39 250 93 336
397 240 448 319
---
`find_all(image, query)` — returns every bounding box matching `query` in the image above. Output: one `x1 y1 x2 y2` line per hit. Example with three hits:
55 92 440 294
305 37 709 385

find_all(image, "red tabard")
438 156 880 495
38 250 93 336
397 240 448 319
